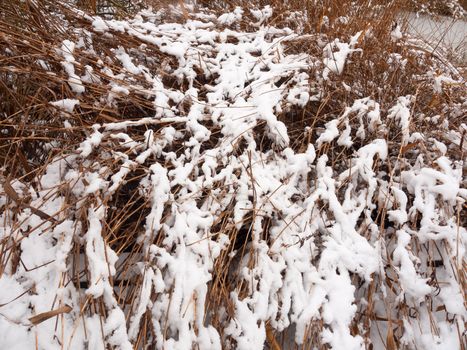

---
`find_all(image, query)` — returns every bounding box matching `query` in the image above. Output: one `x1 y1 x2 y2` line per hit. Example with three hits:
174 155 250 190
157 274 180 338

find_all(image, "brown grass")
0 0 465 349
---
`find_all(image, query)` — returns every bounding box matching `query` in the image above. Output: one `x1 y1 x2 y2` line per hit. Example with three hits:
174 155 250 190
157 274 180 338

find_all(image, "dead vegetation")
0 1 466 349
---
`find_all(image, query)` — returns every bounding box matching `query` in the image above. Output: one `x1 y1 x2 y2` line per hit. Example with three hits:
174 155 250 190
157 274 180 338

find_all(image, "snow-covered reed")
0 1 465 349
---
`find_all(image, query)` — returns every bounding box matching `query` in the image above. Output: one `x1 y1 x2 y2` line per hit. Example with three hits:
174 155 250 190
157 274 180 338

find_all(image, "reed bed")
0 1 465 349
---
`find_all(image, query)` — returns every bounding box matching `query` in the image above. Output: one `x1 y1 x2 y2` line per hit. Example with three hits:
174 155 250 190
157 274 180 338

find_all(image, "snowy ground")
404 12 467 63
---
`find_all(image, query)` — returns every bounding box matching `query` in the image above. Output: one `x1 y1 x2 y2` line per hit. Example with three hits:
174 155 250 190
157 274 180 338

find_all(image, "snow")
0 3 465 350
388 95 412 145
50 98 80 113
115 47 142 74
92 17 109 32
77 125 103 157
391 24 403 41
60 40 85 94
323 32 362 78
217 7 243 25
250 5 273 26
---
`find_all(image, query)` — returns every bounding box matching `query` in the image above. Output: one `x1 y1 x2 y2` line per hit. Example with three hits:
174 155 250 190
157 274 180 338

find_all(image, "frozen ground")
404 12 467 62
